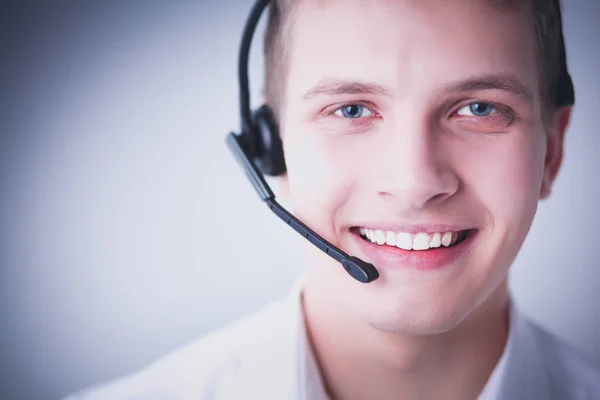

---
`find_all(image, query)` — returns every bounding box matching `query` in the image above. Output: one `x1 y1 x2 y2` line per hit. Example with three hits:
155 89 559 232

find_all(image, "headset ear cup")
251 105 286 176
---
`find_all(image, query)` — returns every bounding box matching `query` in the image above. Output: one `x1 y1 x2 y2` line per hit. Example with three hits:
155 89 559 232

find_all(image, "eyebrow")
443 74 534 104
300 75 534 104
301 78 390 101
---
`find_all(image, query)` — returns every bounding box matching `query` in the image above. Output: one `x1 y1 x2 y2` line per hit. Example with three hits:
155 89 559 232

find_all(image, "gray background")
0 0 598 399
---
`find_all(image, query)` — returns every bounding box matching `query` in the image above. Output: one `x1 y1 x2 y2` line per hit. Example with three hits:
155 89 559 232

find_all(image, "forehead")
285 0 538 104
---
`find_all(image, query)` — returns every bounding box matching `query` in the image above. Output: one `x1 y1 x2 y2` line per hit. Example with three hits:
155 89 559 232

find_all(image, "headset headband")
554 0 575 106
238 0 270 136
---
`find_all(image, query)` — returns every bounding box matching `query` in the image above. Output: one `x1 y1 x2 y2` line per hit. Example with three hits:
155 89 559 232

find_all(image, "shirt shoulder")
526 318 600 399
64 296 297 400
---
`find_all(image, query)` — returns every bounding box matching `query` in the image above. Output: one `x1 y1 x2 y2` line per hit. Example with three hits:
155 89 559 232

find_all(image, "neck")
302 269 510 400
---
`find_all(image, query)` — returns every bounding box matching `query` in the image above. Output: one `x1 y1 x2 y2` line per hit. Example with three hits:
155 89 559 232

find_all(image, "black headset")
226 0 575 284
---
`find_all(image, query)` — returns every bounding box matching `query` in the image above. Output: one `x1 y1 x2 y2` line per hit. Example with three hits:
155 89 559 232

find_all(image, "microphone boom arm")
226 132 379 283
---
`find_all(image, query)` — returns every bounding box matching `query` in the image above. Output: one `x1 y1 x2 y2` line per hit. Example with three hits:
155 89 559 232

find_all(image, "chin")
351 275 508 336
367 308 470 335
356 297 473 335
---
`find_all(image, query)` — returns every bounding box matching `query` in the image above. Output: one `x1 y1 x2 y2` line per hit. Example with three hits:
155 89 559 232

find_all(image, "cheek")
282 128 359 236
459 132 546 238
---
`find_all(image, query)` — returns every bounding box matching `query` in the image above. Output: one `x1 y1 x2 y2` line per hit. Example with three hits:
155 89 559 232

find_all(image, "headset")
226 0 575 284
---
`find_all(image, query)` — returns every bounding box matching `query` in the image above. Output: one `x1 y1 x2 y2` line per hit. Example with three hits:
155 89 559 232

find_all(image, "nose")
374 122 459 210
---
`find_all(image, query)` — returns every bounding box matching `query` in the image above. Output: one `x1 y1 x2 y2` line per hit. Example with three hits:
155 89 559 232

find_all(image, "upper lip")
352 223 476 235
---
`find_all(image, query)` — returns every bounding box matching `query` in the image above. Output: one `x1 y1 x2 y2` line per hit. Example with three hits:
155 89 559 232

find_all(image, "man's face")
279 0 554 333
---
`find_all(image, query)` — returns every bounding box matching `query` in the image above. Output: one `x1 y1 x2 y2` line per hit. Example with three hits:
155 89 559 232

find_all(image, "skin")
275 0 572 399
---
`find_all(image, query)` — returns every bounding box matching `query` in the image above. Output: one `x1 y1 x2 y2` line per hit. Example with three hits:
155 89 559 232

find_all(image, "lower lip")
350 230 478 271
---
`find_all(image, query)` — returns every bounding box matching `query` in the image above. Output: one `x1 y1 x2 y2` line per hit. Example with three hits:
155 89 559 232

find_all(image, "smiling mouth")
354 228 475 251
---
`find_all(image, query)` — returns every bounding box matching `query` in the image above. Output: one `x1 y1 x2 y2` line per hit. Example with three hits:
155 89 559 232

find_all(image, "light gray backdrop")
1 0 598 399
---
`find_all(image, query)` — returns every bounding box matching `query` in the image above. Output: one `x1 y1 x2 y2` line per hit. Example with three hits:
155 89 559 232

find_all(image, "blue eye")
334 104 374 118
457 102 496 117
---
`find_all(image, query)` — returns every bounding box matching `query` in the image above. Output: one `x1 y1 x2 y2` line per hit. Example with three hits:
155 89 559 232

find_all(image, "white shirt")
67 280 600 400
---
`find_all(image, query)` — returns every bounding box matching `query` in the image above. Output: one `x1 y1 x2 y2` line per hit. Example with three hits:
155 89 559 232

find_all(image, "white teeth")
396 232 413 250
385 231 396 246
430 232 441 248
359 227 464 250
367 229 375 242
441 232 452 247
412 232 431 250
375 230 386 245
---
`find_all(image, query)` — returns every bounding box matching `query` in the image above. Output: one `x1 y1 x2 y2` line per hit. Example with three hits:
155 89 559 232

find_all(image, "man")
68 0 600 399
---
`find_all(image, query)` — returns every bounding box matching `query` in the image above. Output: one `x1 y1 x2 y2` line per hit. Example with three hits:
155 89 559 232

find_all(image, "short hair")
263 0 565 124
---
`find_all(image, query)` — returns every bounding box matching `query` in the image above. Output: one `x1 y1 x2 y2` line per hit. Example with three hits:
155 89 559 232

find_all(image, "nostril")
429 192 451 205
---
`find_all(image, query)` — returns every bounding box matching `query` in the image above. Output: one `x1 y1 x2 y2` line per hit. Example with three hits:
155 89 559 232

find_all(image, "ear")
540 106 572 199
